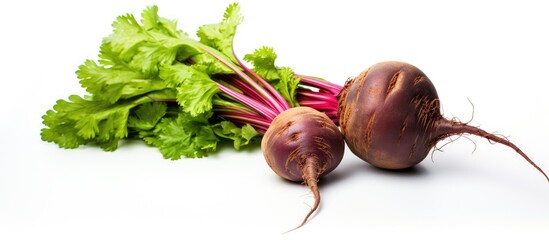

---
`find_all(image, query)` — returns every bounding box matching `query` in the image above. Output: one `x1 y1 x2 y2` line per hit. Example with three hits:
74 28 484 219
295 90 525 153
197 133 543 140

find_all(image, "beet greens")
41 3 336 159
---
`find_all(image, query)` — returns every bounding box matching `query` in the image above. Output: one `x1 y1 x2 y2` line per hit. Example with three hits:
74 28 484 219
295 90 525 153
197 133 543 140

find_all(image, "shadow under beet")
369 164 428 177
318 159 430 188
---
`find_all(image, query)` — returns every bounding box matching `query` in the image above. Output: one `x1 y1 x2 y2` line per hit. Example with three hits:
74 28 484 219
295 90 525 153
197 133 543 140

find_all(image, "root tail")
436 119 549 183
284 159 321 233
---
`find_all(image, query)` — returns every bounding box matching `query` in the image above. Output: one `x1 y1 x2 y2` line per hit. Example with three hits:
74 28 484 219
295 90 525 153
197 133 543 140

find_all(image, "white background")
1 0 548 239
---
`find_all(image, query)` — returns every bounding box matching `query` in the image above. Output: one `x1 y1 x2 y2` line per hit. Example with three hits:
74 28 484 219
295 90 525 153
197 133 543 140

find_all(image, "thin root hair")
282 194 320 234
445 98 476 125
297 187 316 198
429 134 478 162
484 131 511 145
464 97 475 125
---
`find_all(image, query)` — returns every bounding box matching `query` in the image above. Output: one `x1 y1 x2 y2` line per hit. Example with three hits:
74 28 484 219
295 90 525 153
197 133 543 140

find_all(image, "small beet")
262 106 345 229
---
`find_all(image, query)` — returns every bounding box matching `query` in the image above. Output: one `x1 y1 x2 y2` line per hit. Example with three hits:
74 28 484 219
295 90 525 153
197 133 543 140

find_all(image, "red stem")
223 75 271 107
233 48 291 111
216 83 277 121
298 100 337 111
201 47 284 115
297 90 338 104
297 74 343 95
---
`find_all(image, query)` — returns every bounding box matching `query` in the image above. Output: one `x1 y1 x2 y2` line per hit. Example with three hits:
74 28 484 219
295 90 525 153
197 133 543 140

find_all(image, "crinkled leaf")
159 63 221 116
128 41 179 76
275 67 301 107
105 13 147 62
176 68 220 117
244 47 300 107
77 60 169 103
41 95 151 151
213 121 259 150
140 5 181 38
159 63 194 88
102 6 201 76
196 3 243 63
190 52 234 75
41 109 88 149
243 46 279 80
128 102 168 131
98 40 128 68
155 112 219 159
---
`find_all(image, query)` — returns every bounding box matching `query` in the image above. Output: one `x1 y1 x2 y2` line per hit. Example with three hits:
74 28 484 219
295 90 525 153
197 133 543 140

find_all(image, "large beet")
337 61 548 181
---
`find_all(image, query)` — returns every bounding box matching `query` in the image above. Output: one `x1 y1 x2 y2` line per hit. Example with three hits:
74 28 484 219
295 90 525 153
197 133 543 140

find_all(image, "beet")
338 61 548 181
262 106 345 229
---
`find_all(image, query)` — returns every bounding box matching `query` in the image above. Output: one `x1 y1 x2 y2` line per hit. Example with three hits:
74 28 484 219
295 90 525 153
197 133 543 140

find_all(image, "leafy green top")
41 3 303 159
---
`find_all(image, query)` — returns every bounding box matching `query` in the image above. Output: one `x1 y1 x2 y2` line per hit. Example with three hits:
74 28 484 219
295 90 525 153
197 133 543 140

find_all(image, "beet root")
261 106 345 229
337 61 548 181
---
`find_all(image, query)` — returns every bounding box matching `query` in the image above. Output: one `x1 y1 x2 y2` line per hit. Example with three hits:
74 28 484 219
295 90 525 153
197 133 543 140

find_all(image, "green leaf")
213 121 259 150
243 47 300 107
127 102 169 148
41 109 88 149
155 112 219 159
140 5 181 38
176 67 220 117
128 102 168 131
102 6 201 76
190 52 234 75
196 3 243 63
98 40 128 68
158 63 194 88
127 41 178 76
243 46 279 80
77 60 169 103
41 95 152 151
105 13 148 62
159 62 221 117
275 67 301 107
